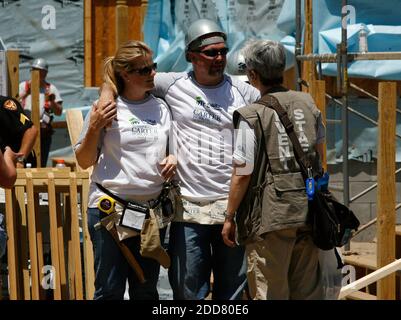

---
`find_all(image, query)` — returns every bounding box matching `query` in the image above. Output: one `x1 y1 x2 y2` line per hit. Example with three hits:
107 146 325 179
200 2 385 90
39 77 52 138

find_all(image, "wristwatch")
16 156 25 164
223 210 235 221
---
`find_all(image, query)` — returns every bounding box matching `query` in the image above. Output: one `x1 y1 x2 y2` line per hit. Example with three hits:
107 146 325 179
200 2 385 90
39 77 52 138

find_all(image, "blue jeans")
87 208 165 300
168 222 247 300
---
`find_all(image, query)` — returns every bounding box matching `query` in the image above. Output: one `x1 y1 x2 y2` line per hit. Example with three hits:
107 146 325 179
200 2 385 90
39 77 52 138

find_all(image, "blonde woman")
75 41 176 300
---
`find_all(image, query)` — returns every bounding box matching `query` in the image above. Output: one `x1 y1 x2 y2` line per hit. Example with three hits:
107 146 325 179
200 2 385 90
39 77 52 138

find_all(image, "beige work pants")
245 226 324 300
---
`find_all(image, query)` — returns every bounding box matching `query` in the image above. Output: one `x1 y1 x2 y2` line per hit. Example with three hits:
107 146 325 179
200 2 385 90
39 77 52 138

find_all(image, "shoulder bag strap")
256 95 311 179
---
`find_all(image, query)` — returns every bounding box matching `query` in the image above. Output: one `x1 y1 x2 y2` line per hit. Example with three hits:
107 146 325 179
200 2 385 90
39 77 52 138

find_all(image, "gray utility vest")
233 89 322 245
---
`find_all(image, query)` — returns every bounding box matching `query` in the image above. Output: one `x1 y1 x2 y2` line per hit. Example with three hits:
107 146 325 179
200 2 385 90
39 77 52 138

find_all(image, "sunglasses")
131 62 157 76
193 48 229 57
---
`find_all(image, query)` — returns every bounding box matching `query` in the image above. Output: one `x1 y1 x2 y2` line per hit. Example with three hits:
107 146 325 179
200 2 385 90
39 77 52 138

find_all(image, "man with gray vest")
98 19 259 299
222 39 325 299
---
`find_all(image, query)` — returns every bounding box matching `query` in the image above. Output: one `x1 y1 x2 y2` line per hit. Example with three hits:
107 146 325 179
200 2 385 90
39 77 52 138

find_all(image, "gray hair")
241 40 286 85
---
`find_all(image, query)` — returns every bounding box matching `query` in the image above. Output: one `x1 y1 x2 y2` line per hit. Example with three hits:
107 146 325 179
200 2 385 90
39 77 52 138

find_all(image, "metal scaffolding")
294 0 401 240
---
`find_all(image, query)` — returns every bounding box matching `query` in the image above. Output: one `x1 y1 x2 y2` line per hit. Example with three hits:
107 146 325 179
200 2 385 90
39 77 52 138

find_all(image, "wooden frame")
4 168 93 300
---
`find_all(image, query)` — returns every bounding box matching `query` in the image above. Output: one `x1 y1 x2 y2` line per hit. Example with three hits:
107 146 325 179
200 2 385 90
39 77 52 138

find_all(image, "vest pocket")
272 172 305 194
262 172 308 230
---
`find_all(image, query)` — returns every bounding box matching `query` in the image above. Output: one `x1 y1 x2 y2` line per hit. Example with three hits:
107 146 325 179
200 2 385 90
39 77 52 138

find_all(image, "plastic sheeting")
143 0 295 73
0 0 92 119
326 98 401 163
319 24 401 80
143 0 400 163
144 0 401 79
278 0 401 80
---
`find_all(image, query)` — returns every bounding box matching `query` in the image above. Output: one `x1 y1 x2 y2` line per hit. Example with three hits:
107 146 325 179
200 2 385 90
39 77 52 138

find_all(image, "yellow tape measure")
97 195 116 214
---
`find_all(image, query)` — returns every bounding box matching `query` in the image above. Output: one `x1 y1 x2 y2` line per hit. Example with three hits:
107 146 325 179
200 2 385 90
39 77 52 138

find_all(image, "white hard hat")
31 58 48 71
185 19 226 61
226 50 247 74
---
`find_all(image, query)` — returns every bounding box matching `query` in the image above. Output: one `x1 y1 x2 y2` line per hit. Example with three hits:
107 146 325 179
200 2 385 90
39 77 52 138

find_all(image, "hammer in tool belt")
95 211 146 284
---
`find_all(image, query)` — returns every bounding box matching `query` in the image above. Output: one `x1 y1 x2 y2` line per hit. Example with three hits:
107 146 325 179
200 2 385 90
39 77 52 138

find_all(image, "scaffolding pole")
295 0 302 91
296 51 401 62
341 0 350 214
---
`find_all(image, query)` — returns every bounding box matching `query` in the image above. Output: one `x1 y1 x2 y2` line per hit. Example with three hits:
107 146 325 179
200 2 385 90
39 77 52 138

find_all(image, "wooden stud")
310 80 327 171
140 1 149 41
340 259 401 299
33 192 46 300
69 173 84 299
31 69 41 167
302 0 315 92
56 194 68 299
377 82 397 300
81 174 95 299
47 172 62 299
65 194 75 300
5 168 92 300
15 186 30 300
5 189 19 299
283 67 296 91
6 50 19 99
84 0 93 87
116 0 129 47
66 109 85 172
26 173 40 299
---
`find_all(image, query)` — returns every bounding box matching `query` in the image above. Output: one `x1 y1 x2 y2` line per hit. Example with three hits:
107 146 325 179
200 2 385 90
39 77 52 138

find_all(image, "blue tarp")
143 0 401 163
145 0 401 80
0 0 87 115
277 0 401 80
144 0 293 72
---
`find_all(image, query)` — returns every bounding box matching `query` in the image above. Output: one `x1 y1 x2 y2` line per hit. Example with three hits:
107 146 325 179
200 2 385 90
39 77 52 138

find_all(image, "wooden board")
30 69 41 167
4 169 91 300
377 82 397 299
47 173 62 299
310 80 327 171
346 291 377 300
85 0 147 87
5 189 19 299
69 173 84 299
65 109 85 172
6 50 19 99
81 178 95 299
26 173 40 299
339 259 401 299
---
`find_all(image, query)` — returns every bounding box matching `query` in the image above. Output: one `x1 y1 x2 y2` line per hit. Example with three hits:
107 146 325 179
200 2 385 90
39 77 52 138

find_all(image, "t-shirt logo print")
195 96 222 111
129 116 158 137
129 116 141 125
192 96 222 124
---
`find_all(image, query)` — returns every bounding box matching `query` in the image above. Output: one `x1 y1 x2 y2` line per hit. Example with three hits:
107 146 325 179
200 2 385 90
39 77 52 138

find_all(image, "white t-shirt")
233 119 256 168
19 81 62 117
153 72 260 202
75 94 171 208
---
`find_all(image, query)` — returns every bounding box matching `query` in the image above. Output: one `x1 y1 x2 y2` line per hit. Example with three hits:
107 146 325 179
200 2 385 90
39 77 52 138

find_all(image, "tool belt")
96 181 178 232
95 183 177 269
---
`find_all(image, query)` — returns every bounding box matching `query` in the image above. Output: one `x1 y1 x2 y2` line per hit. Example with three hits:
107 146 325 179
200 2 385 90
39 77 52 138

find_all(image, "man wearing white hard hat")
19 58 63 167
